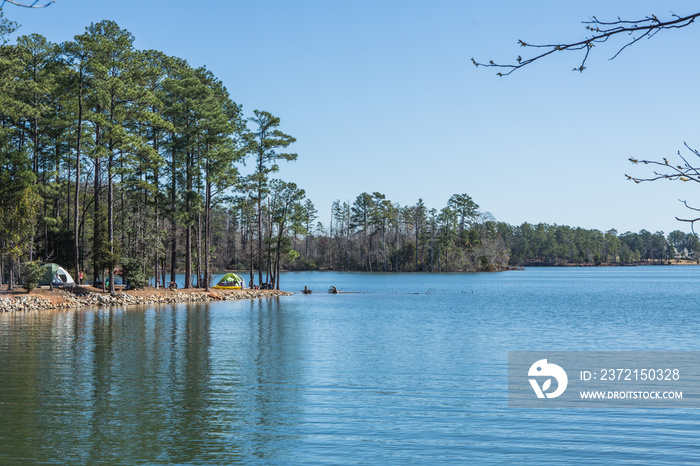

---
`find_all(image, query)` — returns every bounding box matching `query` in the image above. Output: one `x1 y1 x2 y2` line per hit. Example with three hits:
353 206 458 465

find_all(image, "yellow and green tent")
212 273 244 289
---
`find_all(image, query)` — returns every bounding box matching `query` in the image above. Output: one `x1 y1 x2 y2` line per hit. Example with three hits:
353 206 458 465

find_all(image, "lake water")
2 267 700 464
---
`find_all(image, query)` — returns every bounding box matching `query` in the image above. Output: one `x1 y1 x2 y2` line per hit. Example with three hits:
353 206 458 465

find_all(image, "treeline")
275 205 699 271
496 224 699 266
254 192 510 273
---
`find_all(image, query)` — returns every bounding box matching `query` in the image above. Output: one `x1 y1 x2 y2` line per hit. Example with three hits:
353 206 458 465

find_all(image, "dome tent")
39 263 75 286
212 273 244 289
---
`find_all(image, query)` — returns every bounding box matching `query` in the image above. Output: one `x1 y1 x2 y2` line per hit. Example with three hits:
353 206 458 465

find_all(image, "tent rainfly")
212 273 245 289
39 263 75 286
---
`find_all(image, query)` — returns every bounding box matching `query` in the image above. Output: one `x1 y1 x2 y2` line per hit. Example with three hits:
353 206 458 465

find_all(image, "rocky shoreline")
0 287 293 312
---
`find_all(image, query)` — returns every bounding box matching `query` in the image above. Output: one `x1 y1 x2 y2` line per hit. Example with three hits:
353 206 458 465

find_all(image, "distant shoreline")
275 260 699 272
513 259 699 268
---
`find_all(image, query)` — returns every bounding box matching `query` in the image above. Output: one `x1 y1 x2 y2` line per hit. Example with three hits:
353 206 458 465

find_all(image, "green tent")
214 273 244 288
38 263 75 286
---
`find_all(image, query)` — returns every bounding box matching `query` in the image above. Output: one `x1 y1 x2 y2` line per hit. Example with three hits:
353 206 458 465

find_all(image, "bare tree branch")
675 216 700 235
472 11 700 76
677 201 700 234
679 200 700 212
627 145 700 231
626 145 700 185
1 0 54 8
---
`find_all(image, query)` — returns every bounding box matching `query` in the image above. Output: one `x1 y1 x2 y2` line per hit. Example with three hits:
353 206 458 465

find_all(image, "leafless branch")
1 0 54 8
679 200 700 212
628 146 700 231
473 12 700 76
675 216 700 235
677 204 700 234
626 145 700 184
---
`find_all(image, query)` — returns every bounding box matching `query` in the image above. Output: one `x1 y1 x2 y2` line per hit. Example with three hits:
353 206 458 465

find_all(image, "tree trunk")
74 66 83 283
204 179 211 291
93 122 101 285
430 226 434 272
265 200 273 286
8 258 13 291
196 211 202 288
257 193 263 287
185 224 192 288
29 114 38 262
275 225 285 290
415 225 419 271
185 149 192 289
66 138 71 247
108 143 115 295
154 161 160 290
170 147 177 286
249 217 254 287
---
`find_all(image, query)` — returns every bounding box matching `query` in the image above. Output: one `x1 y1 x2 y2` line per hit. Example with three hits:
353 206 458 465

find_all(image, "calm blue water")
2 267 700 464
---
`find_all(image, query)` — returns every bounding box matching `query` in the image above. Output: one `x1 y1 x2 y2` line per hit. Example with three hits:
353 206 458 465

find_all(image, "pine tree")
244 110 297 287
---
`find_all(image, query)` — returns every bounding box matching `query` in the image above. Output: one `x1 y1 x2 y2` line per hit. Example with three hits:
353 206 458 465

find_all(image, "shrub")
121 257 148 289
478 256 494 272
22 261 45 293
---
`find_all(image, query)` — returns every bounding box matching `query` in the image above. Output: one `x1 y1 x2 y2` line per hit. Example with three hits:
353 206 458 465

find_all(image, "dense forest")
290 206 699 271
1 15 698 292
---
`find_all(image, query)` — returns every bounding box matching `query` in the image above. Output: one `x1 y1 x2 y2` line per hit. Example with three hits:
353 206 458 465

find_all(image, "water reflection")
211 298 305 461
0 299 306 464
0 305 217 463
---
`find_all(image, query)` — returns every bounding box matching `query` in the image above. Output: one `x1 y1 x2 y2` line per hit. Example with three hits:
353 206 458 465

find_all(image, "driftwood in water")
328 286 359 294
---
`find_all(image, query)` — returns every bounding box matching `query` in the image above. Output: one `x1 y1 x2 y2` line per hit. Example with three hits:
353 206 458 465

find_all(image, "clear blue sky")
6 0 700 234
